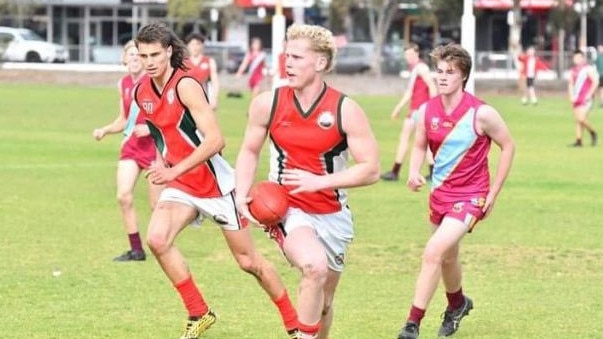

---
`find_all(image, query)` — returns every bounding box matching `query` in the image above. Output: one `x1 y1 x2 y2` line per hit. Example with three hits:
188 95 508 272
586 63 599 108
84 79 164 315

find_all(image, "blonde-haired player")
235 23 380 339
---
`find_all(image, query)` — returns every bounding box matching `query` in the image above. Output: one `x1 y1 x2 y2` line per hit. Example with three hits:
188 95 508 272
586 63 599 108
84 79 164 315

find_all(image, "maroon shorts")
429 195 486 232
119 135 156 169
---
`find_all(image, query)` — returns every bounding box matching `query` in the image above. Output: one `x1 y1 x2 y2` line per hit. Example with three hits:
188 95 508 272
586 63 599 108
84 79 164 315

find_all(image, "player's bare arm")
476 105 515 215
418 64 437 97
407 105 428 191
391 87 412 119
284 97 380 194
93 85 128 140
234 91 274 221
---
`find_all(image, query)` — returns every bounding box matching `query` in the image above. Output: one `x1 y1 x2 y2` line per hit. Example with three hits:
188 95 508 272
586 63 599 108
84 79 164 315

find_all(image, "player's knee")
300 261 328 285
422 246 444 265
116 191 133 207
146 232 170 255
235 252 266 277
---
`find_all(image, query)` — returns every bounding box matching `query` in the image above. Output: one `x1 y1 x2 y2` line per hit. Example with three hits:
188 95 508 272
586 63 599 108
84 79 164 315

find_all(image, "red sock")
174 275 208 318
273 290 298 331
407 305 425 326
446 288 464 310
298 321 321 337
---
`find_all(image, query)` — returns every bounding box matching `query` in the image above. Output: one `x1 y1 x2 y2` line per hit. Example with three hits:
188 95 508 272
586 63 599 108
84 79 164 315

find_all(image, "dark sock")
128 232 143 252
576 139 583 145
407 304 425 326
446 288 465 310
392 162 402 175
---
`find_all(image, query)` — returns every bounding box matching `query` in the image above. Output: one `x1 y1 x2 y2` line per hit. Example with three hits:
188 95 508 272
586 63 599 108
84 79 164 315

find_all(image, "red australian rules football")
248 181 289 225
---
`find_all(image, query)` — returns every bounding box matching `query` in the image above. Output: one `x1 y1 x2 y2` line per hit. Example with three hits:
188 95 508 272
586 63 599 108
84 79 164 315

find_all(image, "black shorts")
526 77 535 88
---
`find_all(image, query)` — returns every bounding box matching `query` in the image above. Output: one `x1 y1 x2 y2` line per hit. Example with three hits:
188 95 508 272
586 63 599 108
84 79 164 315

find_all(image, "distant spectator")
517 46 549 105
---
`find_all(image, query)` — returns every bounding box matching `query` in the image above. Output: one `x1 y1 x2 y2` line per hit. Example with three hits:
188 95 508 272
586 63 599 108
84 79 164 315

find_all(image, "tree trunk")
369 0 397 78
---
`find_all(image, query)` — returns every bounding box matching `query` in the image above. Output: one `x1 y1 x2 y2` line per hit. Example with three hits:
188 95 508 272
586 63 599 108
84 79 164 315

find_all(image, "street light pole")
461 0 476 93
579 0 587 50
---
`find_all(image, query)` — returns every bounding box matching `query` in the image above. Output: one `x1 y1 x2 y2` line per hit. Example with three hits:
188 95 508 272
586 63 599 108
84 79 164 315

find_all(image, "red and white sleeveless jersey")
409 62 430 110
134 68 234 198
186 56 212 84
268 85 349 214
425 92 491 202
570 64 594 105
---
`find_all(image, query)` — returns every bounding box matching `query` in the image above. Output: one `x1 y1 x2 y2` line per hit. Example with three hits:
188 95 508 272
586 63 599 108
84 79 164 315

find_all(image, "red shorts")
429 195 486 232
119 135 156 169
248 72 263 89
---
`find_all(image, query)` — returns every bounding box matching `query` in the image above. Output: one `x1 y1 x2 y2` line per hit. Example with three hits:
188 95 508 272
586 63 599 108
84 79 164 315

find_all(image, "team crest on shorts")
317 111 335 129
471 197 486 207
334 253 345 266
167 88 175 104
452 202 464 213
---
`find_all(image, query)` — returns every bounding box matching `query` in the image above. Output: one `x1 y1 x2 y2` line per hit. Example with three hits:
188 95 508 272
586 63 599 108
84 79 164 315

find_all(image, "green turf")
1 83 602 338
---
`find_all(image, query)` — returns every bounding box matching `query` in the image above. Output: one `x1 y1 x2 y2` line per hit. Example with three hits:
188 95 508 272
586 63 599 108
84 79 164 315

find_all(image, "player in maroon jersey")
397 44 515 339
235 24 380 339
381 43 437 182
92 40 161 262
133 22 297 339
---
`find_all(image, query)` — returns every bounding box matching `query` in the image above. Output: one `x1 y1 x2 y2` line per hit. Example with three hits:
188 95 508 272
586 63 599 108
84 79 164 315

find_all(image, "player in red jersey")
381 43 437 182
235 24 380 339
92 40 162 262
397 44 515 339
185 32 219 110
568 49 599 147
516 46 549 105
236 37 266 98
133 22 297 339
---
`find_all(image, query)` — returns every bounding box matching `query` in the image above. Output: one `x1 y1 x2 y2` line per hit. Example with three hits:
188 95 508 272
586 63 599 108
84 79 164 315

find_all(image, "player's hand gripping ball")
248 181 289 225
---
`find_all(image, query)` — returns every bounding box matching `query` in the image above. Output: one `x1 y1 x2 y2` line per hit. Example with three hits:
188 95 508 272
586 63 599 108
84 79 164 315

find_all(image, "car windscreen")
19 30 44 41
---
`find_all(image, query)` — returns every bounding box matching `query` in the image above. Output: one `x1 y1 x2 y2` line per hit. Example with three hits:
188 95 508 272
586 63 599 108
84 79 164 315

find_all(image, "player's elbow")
365 161 381 184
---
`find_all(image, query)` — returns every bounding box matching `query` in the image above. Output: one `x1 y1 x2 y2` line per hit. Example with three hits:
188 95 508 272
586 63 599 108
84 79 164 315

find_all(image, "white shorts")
281 207 354 272
158 187 244 231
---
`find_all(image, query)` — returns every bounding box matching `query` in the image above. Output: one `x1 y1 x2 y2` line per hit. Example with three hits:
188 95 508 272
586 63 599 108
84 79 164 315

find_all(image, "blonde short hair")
121 40 137 65
286 24 336 73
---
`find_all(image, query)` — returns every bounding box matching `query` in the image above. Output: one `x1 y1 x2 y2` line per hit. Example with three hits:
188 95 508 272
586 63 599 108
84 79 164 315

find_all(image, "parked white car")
0 26 69 63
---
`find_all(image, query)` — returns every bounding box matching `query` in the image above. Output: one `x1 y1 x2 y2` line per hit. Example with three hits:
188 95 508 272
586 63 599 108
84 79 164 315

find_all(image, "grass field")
1 82 602 339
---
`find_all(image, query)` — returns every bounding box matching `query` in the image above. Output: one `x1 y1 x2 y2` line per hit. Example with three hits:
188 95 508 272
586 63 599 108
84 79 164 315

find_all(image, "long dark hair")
135 22 189 70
